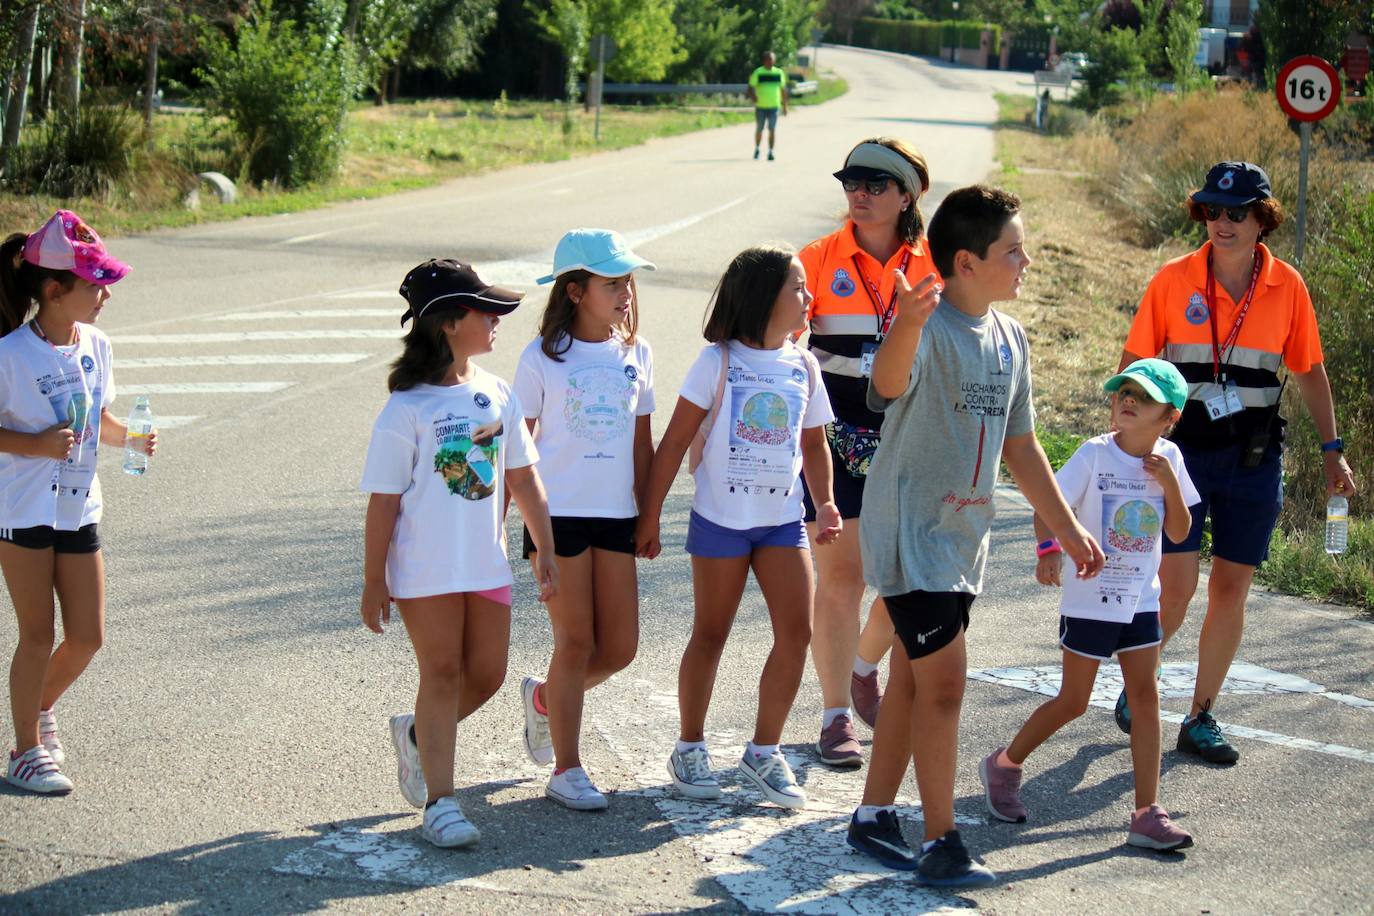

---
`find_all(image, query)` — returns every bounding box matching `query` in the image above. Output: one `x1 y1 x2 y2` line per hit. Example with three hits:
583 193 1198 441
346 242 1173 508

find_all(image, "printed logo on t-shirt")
564 364 633 444
80 355 94 373
432 413 501 501
473 392 491 409
831 269 856 297
1185 292 1209 325
624 365 638 382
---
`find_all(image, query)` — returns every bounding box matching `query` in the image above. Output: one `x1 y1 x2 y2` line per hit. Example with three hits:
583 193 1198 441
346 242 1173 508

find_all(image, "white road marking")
121 382 292 394
969 663 1374 765
328 290 400 300
207 309 397 321
282 223 377 245
111 330 399 344
149 415 201 428
118 354 369 368
273 826 511 892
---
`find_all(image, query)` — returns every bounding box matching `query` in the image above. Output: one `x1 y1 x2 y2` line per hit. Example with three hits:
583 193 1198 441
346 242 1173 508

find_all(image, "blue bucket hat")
1191 161 1272 208
536 228 656 285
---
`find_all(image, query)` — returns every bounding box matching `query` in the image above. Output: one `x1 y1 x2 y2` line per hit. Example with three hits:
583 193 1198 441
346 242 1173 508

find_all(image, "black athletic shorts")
0 523 101 554
522 515 637 559
884 589 974 660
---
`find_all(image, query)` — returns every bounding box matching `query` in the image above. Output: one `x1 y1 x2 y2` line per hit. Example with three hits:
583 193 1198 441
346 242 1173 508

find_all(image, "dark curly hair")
1185 195 1284 240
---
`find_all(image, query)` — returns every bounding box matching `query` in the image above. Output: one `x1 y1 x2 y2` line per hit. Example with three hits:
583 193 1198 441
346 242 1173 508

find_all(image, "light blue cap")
536 228 656 285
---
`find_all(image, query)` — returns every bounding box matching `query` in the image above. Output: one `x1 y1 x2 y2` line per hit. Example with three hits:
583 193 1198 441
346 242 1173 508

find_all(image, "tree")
1255 0 1367 79
2 0 41 151
1161 0 1202 91
671 0 752 82
530 0 587 101
821 0 874 44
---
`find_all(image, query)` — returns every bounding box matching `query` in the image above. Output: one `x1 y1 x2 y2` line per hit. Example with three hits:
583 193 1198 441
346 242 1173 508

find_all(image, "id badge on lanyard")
1204 250 1261 422
853 251 910 378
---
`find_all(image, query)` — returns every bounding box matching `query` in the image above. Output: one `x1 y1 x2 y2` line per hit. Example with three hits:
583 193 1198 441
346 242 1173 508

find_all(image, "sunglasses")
1203 204 1252 223
840 177 895 196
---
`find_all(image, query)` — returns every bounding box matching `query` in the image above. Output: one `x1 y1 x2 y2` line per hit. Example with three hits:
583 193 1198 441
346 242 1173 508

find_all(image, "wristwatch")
1321 438 1344 453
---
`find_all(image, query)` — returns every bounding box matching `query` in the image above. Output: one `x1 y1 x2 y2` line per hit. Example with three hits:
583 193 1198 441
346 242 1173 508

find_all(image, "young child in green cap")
979 357 1201 853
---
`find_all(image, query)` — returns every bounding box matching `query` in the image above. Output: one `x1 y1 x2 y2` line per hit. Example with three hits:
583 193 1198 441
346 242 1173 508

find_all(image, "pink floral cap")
22 210 130 285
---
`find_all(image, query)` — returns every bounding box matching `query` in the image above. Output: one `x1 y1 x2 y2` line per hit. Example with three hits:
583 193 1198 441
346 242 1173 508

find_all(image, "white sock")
675 739 706 753
746 741 779 759
921 839 938 853
854 804 893 824
853 657 879 677
822 706 850 728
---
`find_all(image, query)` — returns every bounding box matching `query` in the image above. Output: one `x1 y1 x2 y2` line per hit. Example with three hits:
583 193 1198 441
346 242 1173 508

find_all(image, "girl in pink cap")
0 210 156 794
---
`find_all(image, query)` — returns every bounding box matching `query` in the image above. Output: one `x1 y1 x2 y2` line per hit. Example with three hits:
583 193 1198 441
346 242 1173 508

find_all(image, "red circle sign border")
1276 55 1342 122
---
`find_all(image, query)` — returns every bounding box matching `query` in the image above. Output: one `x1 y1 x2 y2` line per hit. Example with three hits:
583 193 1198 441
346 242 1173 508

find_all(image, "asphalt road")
2 46 1372 915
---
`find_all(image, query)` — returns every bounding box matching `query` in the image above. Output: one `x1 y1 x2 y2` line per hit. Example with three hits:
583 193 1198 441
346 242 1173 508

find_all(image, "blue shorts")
801 464 866 522
685 510 807 558
1165 442 1283 566
1059 611 1162 661
755 107 780 131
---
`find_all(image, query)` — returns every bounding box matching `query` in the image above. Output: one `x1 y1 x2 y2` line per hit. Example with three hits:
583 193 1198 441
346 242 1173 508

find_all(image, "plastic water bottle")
123 396 153 476
1325 493 1349 555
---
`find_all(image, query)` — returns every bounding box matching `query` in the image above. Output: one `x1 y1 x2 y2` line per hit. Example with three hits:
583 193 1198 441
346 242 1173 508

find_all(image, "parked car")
1054 52 1090 77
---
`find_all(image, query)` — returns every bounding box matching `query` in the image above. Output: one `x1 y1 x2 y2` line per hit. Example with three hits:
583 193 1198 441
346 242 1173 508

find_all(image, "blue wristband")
1321 438 1344 453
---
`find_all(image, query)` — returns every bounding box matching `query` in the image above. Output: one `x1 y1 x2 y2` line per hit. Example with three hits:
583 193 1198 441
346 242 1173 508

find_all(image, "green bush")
4 104 140 198
197 0 361 188
1258 518 1374 608
1077 26 1147 111
845 18 1001 59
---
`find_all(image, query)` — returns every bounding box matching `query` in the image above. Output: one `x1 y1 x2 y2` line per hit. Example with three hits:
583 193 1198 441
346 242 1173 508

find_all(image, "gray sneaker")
738 750 806 809
389 713 426 809
668 746 721 799
979 747 1027 823
521 676 554 766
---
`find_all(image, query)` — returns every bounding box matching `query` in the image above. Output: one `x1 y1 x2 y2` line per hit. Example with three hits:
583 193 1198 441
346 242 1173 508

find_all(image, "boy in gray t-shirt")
844 186 1104 887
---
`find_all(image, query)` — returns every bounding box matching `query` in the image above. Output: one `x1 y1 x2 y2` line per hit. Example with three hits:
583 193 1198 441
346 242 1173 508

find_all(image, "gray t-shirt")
860 297 1035 596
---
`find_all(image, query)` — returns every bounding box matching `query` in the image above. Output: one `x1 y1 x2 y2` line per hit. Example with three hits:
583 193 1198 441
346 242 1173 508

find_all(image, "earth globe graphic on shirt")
735 392 792 447
1106 499 1161 553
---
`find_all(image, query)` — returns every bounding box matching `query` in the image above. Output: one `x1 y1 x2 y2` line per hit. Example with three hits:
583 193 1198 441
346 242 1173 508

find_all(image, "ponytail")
0 232 76 337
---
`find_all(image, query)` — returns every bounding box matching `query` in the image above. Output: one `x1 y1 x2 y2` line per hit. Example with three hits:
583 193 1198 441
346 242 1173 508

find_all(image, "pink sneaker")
850 671 883 729
978 748 1027 823
816 715 863 768
1128 805 1193 851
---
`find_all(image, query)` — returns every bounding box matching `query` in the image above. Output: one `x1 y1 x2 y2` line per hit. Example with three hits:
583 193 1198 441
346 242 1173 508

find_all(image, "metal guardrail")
578 79 820 97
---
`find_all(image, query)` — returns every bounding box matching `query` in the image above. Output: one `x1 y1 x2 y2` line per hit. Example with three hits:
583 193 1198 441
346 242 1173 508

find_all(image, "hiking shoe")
767 150 776 161
1177 703 1239 765
1114 688 1132 735
546 766 609 811
521 676 554 766
38 709 64 766
1128 804 1194 851
421 796 480 848
5 746 72 795
851 670 883 729
846 809 917 870
979 748 1027 823
738 750 806 809
917 830 997 888
817 715 863 769
668 746 721 800
389 713 426 808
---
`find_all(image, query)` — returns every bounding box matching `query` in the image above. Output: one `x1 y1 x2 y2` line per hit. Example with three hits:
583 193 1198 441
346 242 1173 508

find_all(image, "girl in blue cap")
360 259 558 848
978 358 1200 852
636 244 841 811
512 228 656 811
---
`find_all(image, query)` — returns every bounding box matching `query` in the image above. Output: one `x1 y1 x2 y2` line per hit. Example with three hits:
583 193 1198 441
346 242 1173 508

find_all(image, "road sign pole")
1295 121 1311 265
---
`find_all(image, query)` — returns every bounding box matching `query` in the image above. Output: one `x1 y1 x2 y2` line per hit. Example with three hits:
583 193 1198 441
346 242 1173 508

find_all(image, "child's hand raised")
814 501 843 545
1141 453 1179 489
634 515 661 559
360 581 392 634
1035 553 1062 587
893 270 941 327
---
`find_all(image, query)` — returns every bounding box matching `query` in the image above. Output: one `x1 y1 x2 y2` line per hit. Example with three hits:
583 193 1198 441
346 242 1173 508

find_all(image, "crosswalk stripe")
118 354 369 368
121 382 292 394
208 310 398 321
112 331 399 344
150 415 202 428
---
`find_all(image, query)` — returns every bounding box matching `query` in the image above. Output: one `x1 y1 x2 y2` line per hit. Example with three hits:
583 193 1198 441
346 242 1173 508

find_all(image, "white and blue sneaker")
738 750 806 809
668 746 721 800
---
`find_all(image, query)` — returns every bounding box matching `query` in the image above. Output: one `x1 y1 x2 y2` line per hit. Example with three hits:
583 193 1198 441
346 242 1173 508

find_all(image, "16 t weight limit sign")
1276 56 1341 264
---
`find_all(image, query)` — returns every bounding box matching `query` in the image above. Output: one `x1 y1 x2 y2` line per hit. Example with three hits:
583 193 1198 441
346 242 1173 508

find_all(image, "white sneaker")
546 766 609 811
521 677 554 766
6 746 73 795
738 750 806 809
389 713 426 808
421 796 480 848
38 709 64 766
667 746 721 800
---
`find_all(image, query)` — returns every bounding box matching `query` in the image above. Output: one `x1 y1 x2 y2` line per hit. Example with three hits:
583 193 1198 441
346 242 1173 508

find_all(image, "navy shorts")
755 107 780 131
0 523 101 554
522 516 636 559
802 466 865 522
685 510 807 558
1060 611 1162 661
1166 443 1282 566
884 590 974 660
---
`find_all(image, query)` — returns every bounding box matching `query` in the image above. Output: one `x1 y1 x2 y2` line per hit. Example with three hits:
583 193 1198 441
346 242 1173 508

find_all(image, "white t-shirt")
512 333 654 518
1055 434 1200 622
679 340 832 529
359 369 537 599
0 322 115 530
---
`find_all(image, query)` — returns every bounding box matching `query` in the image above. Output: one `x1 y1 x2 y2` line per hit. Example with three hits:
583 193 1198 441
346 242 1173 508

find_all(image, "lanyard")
851 249 912 342
1205 249 1262 384
30 319 80 354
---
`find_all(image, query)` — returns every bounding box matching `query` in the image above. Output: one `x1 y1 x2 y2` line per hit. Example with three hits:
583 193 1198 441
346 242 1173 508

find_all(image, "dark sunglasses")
1203 204 1252 223
840 177 894 196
